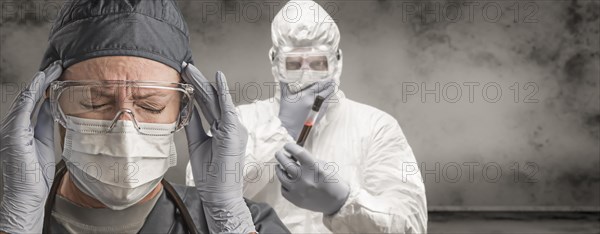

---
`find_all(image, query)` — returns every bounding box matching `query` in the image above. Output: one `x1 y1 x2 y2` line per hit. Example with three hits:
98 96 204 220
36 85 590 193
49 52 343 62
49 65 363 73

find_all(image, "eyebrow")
132 90 170 99
88 87 115 99
86 87 170 100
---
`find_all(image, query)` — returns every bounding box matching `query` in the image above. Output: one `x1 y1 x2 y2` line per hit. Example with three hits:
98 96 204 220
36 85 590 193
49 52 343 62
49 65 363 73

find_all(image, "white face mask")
62 116 177 210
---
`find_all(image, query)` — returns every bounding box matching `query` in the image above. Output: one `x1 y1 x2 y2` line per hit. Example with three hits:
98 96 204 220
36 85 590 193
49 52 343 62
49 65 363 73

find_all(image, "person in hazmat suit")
187 0 428 233
0 0 289 233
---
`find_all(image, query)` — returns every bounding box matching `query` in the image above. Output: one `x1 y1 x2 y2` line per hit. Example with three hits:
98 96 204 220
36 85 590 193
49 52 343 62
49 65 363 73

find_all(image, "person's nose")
108 109 138 131
301 60 310 70
115 87 136 117
116 110 135 121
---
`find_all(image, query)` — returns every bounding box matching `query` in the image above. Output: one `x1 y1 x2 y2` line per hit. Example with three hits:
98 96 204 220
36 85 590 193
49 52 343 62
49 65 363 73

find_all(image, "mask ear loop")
108 109 141 133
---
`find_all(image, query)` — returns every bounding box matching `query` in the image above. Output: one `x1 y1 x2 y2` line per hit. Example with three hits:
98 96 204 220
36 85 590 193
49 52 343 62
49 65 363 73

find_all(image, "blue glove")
0 61 63 233
181 63 255 233
275 143 350 215
278 80 335 140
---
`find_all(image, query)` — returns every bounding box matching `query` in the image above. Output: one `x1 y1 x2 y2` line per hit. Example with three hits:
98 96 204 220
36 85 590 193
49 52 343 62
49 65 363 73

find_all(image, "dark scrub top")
46 183 290 233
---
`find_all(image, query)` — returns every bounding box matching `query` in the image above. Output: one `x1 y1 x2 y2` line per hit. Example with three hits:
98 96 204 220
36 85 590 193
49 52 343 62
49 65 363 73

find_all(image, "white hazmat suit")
188 0 427 233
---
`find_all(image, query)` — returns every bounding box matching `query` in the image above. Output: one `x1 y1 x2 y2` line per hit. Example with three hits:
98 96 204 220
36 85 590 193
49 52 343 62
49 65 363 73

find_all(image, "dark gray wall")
1 0 598 210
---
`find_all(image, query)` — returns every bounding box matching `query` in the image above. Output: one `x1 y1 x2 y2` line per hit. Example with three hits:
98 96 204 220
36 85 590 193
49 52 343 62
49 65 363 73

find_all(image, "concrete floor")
428 212 600 234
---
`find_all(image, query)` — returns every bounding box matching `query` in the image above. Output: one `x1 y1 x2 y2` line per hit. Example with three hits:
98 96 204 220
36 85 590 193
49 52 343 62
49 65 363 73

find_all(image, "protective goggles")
49 80 194 135
282 52 329 71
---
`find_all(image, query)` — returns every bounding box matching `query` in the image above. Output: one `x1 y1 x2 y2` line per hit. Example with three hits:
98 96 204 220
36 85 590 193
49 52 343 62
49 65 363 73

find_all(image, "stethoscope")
42 160 199 234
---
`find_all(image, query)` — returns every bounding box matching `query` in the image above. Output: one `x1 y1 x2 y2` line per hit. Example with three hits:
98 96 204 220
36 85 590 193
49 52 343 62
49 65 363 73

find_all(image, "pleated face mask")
62 116 177 210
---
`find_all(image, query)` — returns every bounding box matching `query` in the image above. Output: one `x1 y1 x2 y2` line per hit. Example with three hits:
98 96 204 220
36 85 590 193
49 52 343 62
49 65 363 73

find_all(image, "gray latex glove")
0 61 63 233
275 143 350 215
181 63 256 233
278 80 336 140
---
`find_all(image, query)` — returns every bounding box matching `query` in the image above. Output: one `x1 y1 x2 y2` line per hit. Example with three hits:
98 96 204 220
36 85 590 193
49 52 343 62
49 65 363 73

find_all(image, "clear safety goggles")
282 52 329 71
49 80 194 135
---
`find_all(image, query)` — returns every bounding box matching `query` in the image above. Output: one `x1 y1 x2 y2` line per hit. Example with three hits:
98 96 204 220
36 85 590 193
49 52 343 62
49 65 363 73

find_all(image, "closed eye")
80 101 112 110
136 101 166 114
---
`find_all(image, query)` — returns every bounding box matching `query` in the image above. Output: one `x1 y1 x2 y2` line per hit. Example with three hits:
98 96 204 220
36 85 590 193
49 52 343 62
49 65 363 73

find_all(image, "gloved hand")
275 143 350 215
0 61 63 233
278 80 335 140
182 63 256 233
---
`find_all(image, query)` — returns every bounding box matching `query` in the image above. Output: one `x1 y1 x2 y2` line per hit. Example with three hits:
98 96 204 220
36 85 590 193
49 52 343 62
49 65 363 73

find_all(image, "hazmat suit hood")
40 0 193 72
270 0 343 99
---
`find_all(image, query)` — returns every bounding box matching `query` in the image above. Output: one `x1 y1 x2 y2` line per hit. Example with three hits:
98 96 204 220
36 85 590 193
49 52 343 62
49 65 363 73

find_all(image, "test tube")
296 95 326 147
